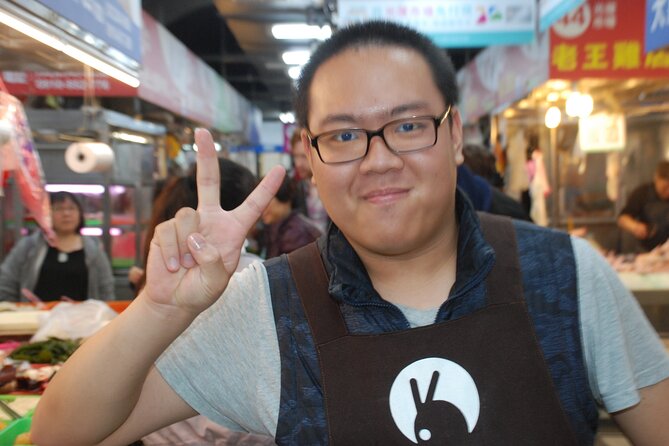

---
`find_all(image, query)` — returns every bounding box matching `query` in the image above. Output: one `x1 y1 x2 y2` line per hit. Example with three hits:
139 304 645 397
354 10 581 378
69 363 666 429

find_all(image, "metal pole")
550 127 560 228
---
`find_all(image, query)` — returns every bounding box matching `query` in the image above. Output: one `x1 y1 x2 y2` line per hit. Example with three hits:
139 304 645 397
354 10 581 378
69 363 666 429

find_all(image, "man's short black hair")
294 20 459 130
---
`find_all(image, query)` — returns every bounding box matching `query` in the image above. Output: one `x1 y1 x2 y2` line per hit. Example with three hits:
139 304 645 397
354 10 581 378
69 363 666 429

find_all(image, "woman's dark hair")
294 20 458 129
138 158 258 292
274 175 296 204
50 191 85 232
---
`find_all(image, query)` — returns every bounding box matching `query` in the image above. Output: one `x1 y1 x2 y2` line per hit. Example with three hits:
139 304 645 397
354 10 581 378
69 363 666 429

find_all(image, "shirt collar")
319 188 495 306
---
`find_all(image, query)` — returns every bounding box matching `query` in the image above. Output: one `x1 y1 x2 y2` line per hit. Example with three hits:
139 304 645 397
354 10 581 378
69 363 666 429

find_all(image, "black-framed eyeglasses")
307 106 452 164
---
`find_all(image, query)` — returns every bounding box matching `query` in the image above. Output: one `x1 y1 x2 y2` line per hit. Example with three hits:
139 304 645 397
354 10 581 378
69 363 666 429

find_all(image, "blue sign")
539 0 586 32
337 0 537 48
646 0 669 52
37 0 141 62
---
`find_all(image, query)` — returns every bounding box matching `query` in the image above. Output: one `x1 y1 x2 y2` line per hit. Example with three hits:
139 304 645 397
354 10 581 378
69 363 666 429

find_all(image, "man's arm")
611 377 669 445
618 213 649 240
31 129 285 445
32 296 199 445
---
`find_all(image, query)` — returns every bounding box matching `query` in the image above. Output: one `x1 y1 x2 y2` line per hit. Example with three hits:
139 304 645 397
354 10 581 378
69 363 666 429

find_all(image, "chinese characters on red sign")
550 0 669 78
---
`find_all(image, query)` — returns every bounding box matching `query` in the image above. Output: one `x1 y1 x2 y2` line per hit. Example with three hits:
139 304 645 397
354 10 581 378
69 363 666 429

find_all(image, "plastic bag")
31 300 118 342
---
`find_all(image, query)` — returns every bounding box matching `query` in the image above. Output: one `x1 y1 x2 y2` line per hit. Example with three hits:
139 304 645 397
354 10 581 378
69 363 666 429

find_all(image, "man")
290 128 329 233
618 160 669 252
33 21 669 445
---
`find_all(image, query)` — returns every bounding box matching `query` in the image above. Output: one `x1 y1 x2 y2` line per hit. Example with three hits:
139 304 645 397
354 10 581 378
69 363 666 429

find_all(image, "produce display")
9 338 79 365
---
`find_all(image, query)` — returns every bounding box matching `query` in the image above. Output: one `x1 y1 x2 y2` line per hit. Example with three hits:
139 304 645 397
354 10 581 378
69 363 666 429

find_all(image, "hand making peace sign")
143 129 285 315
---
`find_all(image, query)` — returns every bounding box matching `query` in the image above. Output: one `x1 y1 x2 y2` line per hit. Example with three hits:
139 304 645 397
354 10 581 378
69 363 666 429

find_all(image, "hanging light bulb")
566 92 594 118
578 93 594 118
545 106 561 129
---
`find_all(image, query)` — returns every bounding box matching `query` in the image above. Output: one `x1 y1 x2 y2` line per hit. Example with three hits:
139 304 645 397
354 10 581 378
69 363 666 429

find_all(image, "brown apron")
287 216 578 445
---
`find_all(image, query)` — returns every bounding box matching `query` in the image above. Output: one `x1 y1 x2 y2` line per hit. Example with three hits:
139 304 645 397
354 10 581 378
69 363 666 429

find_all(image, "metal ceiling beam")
142 0 213 26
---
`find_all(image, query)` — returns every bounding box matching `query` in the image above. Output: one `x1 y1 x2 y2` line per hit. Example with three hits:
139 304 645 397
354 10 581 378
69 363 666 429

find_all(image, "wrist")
134 292 199 327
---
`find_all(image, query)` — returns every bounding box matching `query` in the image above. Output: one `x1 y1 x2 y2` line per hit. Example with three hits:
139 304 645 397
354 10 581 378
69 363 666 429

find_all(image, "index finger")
194 128 221 209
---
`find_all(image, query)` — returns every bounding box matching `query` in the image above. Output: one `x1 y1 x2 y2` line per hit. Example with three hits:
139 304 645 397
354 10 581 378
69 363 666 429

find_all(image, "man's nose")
360 134 403 173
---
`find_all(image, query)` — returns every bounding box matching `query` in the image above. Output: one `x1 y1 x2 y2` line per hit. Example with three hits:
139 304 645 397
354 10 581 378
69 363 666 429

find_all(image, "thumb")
187 233 228 295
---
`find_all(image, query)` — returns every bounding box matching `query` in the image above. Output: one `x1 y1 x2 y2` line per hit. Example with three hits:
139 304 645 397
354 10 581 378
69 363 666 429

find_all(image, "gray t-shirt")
156 236 669 436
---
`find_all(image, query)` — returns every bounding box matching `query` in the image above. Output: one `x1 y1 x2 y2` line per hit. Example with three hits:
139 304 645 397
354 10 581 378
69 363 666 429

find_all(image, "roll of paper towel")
65 142 114 173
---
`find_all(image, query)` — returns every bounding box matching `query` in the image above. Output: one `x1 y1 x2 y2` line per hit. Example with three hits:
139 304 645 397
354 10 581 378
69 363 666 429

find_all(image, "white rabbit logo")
389 357 480 444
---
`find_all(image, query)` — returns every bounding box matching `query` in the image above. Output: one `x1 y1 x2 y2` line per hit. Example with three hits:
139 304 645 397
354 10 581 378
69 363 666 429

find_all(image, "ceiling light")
272 23 332 40
282 50 311 65
545 106 561 129
46 184 105 194
63 45 139 88
280 112 295 124
566 92 594 118
192 143 222 152
111 131 149 144
546 92 560 102
0 10 64 51
0 8 139 88
287 66 302 80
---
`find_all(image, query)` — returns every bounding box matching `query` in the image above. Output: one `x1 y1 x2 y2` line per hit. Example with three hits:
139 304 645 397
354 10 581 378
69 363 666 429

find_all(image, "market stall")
0 299 130 443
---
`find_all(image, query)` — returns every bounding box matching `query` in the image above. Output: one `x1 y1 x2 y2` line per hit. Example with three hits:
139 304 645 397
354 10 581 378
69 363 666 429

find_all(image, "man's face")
655 175 669 200
305 45 463 256
291 139 312 180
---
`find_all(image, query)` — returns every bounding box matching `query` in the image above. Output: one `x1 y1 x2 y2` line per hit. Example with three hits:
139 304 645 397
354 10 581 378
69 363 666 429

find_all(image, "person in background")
462 142 504 189
34 21 669 445
134 157 273 445
290 128 329 233
0 191 114 302
618 160 669 252
262 174 322 258
457 163 531 221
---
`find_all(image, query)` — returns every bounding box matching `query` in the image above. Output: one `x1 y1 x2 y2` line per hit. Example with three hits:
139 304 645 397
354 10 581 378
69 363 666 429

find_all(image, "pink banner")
457 33 550 124
139 12 219 128
0 92 53 239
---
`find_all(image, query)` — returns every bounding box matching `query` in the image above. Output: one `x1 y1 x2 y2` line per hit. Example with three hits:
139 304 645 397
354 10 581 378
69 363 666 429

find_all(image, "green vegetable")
9 337 80 364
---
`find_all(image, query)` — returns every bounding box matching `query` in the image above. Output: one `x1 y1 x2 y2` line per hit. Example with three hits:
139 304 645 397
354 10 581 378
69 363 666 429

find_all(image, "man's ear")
450 107 465 166
301 129 317 185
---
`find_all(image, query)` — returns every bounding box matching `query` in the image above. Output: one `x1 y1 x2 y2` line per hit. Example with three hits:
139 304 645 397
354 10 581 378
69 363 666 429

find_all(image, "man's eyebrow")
389 102 431 116
317 114 357 128
316 102 433 129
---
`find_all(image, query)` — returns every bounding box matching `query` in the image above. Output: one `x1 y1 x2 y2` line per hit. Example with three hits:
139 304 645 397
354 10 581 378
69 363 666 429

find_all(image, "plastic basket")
0 416 32 445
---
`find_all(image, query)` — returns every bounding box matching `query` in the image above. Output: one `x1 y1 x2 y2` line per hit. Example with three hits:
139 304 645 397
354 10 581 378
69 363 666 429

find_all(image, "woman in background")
0 191 115 302
261 175 322 259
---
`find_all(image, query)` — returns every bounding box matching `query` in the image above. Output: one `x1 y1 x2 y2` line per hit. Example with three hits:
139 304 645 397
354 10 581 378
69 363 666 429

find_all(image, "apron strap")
478 213 523 305
288 214 523 343
288 242 348 343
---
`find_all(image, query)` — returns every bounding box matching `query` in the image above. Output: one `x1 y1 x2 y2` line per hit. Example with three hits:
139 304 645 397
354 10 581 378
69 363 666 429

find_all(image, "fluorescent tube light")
46 184 105 194
111 131 149 144
272 24 331 40
80 227 122 237
287 66 302 80
282 50 311 65
63 45 139 88
0 8 139 88
0 10 64 50
279 112 295 124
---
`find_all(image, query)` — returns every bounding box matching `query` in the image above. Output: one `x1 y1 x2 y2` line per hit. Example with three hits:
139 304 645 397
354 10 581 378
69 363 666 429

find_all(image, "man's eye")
330 131 359 143
395 121 423 133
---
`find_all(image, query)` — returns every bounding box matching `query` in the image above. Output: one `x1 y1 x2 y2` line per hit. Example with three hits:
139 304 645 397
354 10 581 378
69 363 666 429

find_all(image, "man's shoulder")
511 219 569 242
